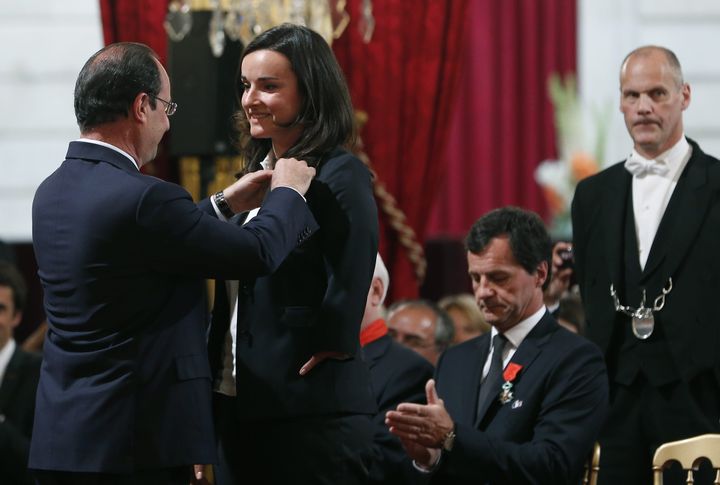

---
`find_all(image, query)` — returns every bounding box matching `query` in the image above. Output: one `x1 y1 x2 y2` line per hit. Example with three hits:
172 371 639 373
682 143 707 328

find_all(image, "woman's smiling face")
240 49 304 157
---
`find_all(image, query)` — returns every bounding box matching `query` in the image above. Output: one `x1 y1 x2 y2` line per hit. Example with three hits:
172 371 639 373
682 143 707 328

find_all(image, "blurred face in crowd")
240 49 304 158
620 49 690 159
0 285 21 349
446 306 482 344
388 306 438 364
467 236 546 333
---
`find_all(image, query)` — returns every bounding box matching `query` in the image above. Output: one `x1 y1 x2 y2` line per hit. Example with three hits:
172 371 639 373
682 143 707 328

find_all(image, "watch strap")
213 191 234 219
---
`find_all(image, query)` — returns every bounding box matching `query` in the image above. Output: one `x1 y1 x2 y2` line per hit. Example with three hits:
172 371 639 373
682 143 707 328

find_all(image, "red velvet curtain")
99 0 172 180
97 0 575 301
425 0 577 238
333 0 469 302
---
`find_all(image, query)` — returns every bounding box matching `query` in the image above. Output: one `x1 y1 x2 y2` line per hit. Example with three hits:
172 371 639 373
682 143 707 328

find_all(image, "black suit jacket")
363 333 434 484
209 147 378 419
0 346 41 485
571 138 720 386
431 312 608 485
29 141 318 473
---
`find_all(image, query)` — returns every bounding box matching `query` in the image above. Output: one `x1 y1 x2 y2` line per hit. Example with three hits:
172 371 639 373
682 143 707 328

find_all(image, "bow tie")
624 155 669 177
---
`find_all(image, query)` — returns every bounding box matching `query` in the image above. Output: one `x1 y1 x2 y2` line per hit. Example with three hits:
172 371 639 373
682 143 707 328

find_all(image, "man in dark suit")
572 45 720 485
360 254 434 484
386 207 608 485
0 263 41 485
29 42 318 485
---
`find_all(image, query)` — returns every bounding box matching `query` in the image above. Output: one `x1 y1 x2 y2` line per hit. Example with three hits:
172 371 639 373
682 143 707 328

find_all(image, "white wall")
579 0 720 166
0 1 103 242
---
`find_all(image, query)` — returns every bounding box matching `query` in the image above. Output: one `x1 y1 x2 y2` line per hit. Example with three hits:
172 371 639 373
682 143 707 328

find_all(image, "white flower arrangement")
535 73 610 239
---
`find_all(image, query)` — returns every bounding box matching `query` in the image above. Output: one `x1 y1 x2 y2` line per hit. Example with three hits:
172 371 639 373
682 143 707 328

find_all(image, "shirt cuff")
412 452 442 473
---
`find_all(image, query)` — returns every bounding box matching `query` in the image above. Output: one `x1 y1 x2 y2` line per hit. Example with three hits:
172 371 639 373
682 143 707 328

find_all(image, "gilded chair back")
583 442 601 485
652 434 720 485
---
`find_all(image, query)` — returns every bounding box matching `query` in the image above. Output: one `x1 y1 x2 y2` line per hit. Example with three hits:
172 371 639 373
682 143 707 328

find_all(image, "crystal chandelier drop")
164 0 374 57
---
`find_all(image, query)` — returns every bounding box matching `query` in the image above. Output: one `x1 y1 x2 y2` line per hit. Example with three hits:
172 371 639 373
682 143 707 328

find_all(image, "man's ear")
10 309 22 329
536 260 549 288
131 92 149 123
681 82 691 111
369 277 384 307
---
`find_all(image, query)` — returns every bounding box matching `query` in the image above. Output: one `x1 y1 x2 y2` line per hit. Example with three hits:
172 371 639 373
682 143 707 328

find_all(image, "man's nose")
637 93 653 113
474 278 493 300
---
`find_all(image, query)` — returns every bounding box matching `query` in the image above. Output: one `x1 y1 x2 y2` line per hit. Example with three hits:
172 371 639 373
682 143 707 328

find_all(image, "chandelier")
164 0 375 57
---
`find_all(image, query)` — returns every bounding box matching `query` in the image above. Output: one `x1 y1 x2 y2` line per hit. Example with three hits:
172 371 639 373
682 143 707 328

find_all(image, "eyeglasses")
150 94 178 116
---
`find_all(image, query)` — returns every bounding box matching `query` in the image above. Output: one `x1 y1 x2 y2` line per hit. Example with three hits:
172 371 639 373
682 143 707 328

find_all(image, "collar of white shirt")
490 305 546 352
260 150 277 170
77 138 140 170
0 338 17 386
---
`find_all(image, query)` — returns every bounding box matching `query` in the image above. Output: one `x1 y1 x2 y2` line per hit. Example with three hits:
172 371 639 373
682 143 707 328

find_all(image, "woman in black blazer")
209 24 379 485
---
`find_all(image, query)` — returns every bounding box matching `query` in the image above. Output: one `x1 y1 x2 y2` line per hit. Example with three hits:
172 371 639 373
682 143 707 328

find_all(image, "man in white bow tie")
572 46 720 485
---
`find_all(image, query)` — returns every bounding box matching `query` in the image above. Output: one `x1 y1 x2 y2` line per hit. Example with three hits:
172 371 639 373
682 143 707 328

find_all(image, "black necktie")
476 333 507 422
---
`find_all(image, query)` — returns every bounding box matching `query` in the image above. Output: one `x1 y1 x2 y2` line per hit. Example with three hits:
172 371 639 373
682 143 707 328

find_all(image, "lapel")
601 165 633 287
0 348 23 412
475 312 557 428
641 140 718 288
468 334 491 426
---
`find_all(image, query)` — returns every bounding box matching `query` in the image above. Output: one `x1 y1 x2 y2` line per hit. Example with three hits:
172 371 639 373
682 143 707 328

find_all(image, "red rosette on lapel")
499 363 523 405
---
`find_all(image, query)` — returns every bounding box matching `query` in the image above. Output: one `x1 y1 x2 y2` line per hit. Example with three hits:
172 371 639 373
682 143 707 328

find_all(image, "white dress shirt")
0 339 16 387
628 136 691 270
482 305 546 380
214 154 273 396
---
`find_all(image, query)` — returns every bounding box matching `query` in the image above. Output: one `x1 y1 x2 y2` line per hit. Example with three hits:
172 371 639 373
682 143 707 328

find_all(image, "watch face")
443 430 456 451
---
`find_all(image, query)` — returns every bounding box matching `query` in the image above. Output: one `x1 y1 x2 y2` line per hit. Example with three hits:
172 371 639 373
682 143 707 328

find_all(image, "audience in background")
0 241 16 264
543 240 575 315
556 292 586 335
387 299 454 365
360 254 434 484
0 262 41 485
21 320 48 354
438 293 490 343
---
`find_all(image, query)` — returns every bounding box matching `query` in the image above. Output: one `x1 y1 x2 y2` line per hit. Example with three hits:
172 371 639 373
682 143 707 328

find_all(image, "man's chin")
481 312 503 327
632 126 660 142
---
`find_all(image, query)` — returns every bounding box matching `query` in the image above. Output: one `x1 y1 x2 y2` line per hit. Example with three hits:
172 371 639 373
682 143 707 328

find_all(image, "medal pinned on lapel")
610 278 673 340
499 363 523 405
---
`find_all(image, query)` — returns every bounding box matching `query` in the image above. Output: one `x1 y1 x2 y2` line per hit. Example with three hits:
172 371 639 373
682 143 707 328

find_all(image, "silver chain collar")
609 278 673 339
